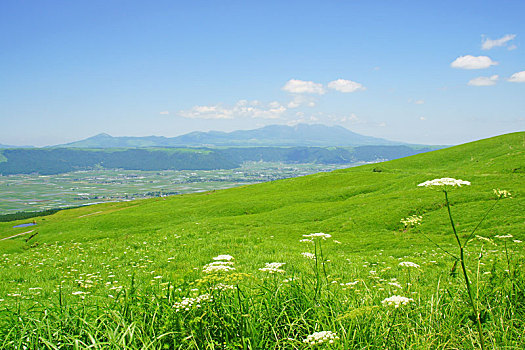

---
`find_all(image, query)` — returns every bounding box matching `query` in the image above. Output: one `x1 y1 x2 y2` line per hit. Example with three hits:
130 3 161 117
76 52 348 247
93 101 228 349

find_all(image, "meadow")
0 132 523 349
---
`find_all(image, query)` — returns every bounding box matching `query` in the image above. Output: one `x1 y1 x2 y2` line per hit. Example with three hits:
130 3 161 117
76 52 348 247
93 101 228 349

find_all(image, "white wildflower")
259 262 286 274
382 295 414 308
399 261 420 268
476 235 497 246
301 252 316 260
213 283 235 291
212 254 234 261
302 232 332 240
303 330 339 345
173 293 212 312
340 280 359 286
299 239 314 243
203 262 235 274
494 234 513 240
493 189 512 199
418 178 471 188
388 282 403 289
513 240 522 244
400 215 422 228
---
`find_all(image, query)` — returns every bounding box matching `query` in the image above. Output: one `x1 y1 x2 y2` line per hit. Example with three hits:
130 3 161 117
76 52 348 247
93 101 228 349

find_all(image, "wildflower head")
302 232 332 240
212 254 234 261
259 262 286 274
494 234 513 240
381 295 414 308
303 330 339 345
399 261 420 268
400 215 422 228
493 189 512 199
301 252 316 260
202 261 235 274
418 178 471 189
173 293 212 312
475 235 497 246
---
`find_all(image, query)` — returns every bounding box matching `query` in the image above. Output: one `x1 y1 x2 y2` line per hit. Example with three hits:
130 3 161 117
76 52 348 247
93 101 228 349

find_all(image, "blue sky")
1 0 523 146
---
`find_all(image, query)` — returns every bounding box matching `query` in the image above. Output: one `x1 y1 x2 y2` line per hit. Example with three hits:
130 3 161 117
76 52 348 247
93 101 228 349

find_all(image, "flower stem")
443 190 485 350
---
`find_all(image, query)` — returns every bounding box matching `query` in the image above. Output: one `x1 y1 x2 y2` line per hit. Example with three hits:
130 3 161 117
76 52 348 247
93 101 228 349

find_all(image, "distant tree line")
0 146 435 175
0 208 67 222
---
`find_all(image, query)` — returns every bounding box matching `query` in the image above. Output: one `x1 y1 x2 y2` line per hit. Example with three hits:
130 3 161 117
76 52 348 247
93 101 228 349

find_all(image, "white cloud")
287 95 316 108
327 79 366 93
287 115 320 126
482 34 516 50
282 79 325 94
507 44 517 51
508 71 525 83
179 100 287 120
450 55 498 69
419 116 426 121
327 113 362 124
414 100 424 105
159 111 170 115
468 75 499 86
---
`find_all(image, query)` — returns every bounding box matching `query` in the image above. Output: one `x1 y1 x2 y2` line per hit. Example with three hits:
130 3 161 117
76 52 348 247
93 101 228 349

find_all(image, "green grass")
0 132 523 349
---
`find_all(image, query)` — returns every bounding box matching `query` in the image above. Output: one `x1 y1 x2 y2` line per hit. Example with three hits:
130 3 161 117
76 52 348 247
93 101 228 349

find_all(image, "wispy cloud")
159 111 170 115
482 34 516 50
282 79 325 94
468 75 499 86
178 100 287 120
327 79 366 93
450 55 498 69
508 71 525 83
287 95 317 108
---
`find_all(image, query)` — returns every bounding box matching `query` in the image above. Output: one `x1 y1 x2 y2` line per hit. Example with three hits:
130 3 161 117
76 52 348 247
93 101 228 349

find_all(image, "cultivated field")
0 162 351 214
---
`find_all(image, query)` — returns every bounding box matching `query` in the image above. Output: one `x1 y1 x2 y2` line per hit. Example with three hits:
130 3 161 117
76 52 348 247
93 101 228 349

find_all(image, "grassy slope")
0 132 523 349
1 132 523 265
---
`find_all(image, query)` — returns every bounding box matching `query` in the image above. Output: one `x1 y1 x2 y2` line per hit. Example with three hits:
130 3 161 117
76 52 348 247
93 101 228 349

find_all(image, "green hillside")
0 132 523 349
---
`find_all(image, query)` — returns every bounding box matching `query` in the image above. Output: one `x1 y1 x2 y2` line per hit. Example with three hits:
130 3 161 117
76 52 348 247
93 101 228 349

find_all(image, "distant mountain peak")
92 133 113 138
55 124 406 148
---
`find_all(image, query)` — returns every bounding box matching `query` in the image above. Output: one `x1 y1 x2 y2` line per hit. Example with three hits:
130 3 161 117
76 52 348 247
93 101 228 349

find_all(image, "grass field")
0 132 523 349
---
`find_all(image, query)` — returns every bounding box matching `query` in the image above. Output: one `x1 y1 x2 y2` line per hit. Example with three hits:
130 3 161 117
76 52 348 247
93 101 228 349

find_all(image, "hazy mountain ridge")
57 124 408 148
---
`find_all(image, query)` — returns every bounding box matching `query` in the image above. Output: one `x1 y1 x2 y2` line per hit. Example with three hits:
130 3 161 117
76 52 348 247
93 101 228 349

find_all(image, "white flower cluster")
202 261 235 274
301 252 316 260
399 261 420 268
382 295 414 308
213 254 234 261
303 232 332 240
173 293 212 312
303 330 339 345
259 262 286 274
203 254 236 274
388 282 403 289
476 235 497 246
417 178 471 188
494 234 513 240
400 215 422 228
493 189 512 199
213 283 235 291
299 238 314 243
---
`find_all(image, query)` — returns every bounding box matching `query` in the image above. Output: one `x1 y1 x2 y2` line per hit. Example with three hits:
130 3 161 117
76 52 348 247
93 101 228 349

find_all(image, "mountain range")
55 124 408 148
